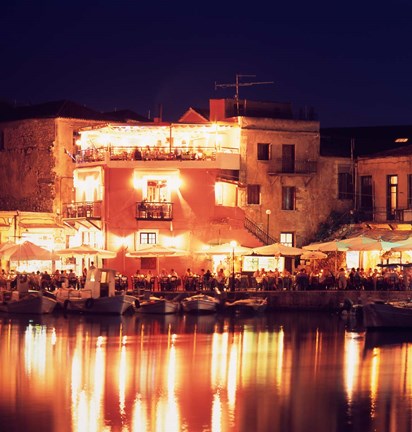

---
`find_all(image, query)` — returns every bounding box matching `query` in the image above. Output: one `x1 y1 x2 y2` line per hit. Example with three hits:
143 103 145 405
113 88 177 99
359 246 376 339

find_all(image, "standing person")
337 268 348 290
295 268 309 291
88 261 97 281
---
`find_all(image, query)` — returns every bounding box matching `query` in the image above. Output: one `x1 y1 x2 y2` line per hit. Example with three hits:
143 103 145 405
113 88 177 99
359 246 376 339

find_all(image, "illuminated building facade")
0 99 354 278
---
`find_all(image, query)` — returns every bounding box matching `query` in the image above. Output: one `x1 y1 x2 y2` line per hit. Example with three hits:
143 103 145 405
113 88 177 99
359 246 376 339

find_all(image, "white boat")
0 276 57 314
225 297 268 314
362 300 412 329
55 268 135 315
181 293 220 313
0 290 57 314
136 296 180 314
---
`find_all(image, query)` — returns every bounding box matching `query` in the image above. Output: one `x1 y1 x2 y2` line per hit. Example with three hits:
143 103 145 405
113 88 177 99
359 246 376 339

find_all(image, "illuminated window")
280 232 294 247
257 143 270 160
140 232 156 245
282 187 295 210
215 181 237 206
146 179 169 202
247 184 260 205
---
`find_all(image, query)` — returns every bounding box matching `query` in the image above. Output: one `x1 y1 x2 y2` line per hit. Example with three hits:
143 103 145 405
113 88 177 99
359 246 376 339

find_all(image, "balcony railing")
267 159 317 175
354 207 412 223
62 201 102 219
136 201 173 221
74 146 239 163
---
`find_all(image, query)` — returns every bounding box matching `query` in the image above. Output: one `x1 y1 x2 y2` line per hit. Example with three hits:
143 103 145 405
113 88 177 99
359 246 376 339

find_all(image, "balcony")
62 201 102 229
354 207 412 224
74 146 240 170
136 201 173 221
267 159 317 175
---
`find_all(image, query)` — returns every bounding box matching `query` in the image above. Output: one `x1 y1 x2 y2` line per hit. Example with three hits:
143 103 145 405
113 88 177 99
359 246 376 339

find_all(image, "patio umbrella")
252 242 304 257
0 241 58 261
126 244 188 258
197 242 253 255
126 244 189 275
301 251 328 260
303 239 349 252
56 244 117 259
390 237 412 252
340 236 382 251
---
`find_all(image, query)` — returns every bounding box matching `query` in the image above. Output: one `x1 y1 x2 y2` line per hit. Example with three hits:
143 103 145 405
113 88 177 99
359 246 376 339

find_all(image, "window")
257 143 270 160
280 232 294 247
282 187 295 210
215 181 237 206
408 175 412 208
139 232 156 245
282 144 295 173
0 130 4 151
338 165 353 200
146 179 169 202
247 184 260 205
387 175 398 220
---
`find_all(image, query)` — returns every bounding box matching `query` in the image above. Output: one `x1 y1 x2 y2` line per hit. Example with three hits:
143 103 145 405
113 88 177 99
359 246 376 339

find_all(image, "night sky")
1 1 412 127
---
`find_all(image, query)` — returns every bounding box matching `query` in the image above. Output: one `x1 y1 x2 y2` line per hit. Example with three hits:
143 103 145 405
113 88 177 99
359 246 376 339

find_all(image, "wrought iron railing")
244 217 277 245
62 201 102 218
136 201 173 221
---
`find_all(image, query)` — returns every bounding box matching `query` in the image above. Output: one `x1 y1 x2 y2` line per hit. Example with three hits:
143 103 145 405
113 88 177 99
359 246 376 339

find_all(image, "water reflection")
1 313 412 431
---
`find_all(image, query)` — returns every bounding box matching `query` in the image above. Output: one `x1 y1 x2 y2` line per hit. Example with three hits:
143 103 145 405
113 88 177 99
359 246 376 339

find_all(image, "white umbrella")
390 237 412 252
303 239 349 252
56 244 117 259
126 244 188 258
197 242 253 255
253 242 304 257
126 244 189 275
0 241 58 261
301 251 328 260
338 236 387 251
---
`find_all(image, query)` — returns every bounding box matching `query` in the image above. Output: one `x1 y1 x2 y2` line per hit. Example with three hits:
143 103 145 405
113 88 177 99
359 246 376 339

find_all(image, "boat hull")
363 301 412 329
181 295 219 314
3 293 57 314
137 298 180 314
60 294 135 315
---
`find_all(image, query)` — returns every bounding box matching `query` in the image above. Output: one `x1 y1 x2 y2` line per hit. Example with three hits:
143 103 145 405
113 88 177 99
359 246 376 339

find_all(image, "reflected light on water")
344 331 364 405
370 348 380 418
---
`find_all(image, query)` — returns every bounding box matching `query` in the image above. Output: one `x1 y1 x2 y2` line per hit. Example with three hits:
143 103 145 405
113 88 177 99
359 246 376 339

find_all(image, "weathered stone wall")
0 117 109 213
239 118 353 246
0 119 56 211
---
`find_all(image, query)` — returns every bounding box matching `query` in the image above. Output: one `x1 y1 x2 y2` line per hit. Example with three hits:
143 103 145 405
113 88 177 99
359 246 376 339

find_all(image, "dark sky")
1 1 412 127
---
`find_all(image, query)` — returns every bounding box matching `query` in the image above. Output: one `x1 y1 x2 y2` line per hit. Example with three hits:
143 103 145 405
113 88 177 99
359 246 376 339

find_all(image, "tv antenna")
215 74 274 114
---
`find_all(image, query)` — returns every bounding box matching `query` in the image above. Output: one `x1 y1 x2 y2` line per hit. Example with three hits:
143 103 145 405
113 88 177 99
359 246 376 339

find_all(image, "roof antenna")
215 74 274 115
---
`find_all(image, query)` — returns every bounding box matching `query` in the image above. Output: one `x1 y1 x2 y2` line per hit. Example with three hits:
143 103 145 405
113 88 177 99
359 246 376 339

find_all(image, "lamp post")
230 240 237 292
265 209 271 245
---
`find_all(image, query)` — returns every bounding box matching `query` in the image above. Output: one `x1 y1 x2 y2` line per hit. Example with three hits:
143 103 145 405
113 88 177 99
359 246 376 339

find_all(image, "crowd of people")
0 267 89 292
1 263 411 294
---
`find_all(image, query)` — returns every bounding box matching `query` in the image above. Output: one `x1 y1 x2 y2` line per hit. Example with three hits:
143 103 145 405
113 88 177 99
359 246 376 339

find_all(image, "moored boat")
362 300 412 329
55 268 135 315
0 290 57 314
181 293 220 314
136 296 180 314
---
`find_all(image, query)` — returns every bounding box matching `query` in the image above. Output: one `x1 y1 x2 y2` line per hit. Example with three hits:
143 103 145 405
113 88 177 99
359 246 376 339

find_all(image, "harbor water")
0 310 411 432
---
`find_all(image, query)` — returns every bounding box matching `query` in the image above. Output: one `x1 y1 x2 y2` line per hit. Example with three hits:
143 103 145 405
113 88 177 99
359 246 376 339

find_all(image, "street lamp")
265 209 271 244
230 240 237 292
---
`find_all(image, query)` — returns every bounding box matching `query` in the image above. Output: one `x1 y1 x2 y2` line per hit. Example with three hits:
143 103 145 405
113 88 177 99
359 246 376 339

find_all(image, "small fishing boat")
181 293 220 314
225 297 268 314
362 300 412 329
55 268 135 315
0 290 57 314
136 296 180 314
0 275 57 314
